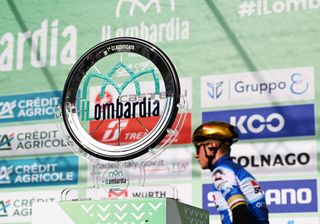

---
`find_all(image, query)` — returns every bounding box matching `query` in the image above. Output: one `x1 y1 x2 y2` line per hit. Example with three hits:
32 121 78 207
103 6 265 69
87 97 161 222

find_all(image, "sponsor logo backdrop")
0 0 319 223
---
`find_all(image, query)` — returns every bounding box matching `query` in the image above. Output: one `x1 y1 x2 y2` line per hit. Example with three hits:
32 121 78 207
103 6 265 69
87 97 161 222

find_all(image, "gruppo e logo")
116 0 175 17
81 62 160 122
202 104 315 140
0 133 14 150
290 73 309 95
201 67 314 108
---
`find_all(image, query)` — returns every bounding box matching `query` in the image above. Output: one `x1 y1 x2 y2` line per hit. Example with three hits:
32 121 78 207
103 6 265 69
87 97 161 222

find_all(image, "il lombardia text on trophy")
59 37 186 165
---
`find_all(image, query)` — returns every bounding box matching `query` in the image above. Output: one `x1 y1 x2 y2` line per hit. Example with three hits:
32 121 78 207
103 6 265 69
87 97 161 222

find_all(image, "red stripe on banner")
89 113 192 145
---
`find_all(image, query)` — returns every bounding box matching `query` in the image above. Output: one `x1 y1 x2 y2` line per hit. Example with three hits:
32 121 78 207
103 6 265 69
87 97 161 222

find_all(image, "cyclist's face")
194 141 218 169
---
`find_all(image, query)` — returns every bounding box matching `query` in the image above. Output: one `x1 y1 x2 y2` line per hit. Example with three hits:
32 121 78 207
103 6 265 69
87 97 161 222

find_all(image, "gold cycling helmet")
192 121 238 145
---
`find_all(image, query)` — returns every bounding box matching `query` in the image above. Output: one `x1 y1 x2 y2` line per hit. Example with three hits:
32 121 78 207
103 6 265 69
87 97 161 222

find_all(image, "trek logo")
260 179 318 213
0 200 10 217
116 0 175 17
207 81 223 99
0 133 14 150
201 67 315 108
202 104 315 139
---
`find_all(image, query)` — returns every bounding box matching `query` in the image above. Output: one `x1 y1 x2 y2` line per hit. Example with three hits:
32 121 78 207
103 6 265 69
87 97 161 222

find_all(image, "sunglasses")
194 140 212 154
195 140 221 154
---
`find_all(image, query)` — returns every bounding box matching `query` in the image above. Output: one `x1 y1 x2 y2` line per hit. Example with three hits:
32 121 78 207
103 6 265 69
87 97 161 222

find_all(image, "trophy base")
32 197 209 224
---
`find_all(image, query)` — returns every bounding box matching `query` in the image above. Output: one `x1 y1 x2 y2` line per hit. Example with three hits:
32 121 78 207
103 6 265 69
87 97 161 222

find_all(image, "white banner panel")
88 146 193 182
85 183 192 205
201 140 317 179
201 66 315 108
0 190 75 223
0 123 71 156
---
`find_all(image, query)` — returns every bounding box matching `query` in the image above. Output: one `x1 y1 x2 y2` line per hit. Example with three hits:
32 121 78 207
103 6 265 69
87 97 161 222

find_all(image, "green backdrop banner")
0 0 319 223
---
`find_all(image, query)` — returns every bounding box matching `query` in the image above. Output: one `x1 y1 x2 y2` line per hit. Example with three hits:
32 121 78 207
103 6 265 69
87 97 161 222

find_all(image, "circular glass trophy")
56 37 187 199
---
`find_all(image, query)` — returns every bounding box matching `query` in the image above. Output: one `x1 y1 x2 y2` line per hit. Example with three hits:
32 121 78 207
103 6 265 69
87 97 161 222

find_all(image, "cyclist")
193 121 269 224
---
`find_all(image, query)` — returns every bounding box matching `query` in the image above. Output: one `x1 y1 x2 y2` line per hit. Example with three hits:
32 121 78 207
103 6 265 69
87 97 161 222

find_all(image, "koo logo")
230 113 285 134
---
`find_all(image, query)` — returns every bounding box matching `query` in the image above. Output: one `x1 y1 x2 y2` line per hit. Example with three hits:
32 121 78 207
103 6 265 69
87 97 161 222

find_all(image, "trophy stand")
54 95 187 202
32 37 209 224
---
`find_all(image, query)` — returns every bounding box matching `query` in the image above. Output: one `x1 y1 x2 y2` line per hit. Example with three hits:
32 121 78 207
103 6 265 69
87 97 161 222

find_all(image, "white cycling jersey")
210 155 269 224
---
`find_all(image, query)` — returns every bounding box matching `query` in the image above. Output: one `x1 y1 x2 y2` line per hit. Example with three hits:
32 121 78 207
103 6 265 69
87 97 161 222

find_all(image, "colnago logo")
0 101 16 119
202 104 315 140
201 67 315 108
200 140 317 178
0 133 14 150
116 0 175 17
0 200 11 217
233 152 310 169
